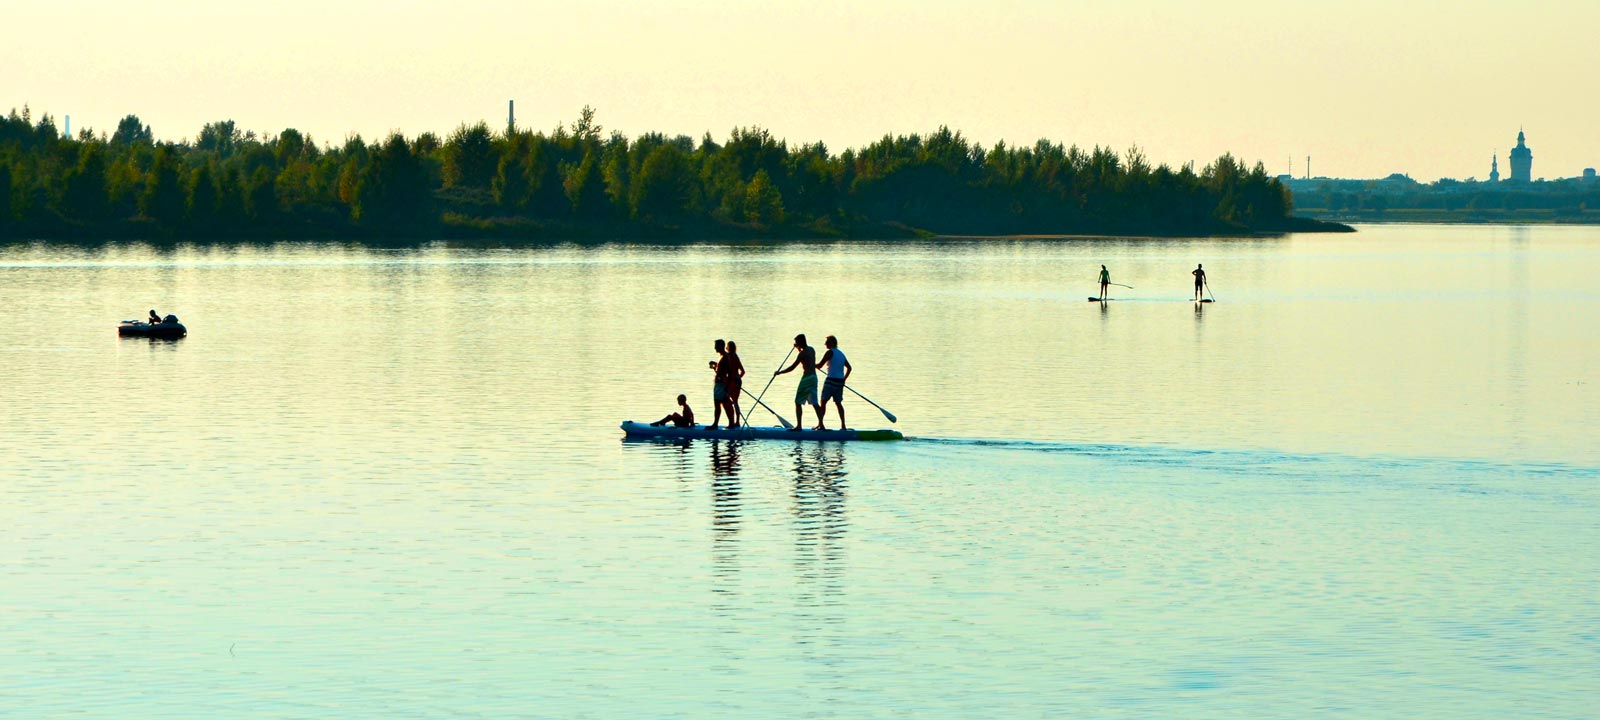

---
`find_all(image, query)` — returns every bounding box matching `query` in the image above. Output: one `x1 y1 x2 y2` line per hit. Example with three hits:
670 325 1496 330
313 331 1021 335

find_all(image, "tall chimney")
508 100 515 132
65 115 70 137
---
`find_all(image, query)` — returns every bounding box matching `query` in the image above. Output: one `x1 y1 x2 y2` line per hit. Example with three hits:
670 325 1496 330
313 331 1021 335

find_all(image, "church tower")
1489 153 1500 183
1509 129 1533 182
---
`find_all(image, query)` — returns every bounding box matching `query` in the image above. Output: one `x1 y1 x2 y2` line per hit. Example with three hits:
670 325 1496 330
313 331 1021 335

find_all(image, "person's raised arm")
776 356 801 375
843 358 852 382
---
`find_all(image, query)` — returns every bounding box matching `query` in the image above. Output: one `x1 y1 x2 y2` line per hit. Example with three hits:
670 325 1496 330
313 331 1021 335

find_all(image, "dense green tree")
630 143 694 220
353 133 433 228
60 143 110 222
744 169 784 226
110 115 153 146
563 151 608 218
139 146 185 225
0 162 13 225
186 162 219 227
441 122 495 189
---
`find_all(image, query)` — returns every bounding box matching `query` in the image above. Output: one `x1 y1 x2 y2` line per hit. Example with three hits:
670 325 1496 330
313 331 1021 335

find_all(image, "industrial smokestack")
508 100 515 132
65 115 70 137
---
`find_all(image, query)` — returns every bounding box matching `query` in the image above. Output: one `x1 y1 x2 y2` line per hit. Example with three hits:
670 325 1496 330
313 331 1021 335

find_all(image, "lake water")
2 225 1596 718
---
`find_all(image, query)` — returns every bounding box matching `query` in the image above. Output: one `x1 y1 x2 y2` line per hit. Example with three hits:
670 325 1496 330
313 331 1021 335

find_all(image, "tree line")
0 105 1311 240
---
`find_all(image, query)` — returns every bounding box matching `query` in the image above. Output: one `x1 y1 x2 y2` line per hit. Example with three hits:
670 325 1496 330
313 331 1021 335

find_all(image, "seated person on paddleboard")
816 335 852 431
650 394 696 428
723 340 746 428
773 333 821 431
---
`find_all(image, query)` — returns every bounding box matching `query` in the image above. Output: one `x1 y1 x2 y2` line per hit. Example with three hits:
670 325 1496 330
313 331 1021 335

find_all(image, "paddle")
752 345 796 419
1204 278 1216 302
744 347 795 428
1109 282 1134 289
745 393 794 429
844 385 897 424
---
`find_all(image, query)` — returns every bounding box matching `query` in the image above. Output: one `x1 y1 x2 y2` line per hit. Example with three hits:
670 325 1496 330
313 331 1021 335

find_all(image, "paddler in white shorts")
773 333 821 431
815 335 852 431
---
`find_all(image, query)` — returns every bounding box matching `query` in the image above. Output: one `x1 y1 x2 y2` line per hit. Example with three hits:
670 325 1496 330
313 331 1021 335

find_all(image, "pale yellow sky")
5 0 1596 181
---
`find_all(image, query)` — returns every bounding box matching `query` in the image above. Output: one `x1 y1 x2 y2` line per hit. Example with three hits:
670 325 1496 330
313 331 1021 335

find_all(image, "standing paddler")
724 340 746 428
1192 263 1207 301
773 333 821 431
708 339 729 430
1098 265 1111 300
816 335 852 431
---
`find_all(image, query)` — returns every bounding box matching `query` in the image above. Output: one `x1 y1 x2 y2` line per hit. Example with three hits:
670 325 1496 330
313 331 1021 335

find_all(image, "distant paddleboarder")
1192 264 1207 301
816 335 852 431
1098 265 1111 300
773 334 821 431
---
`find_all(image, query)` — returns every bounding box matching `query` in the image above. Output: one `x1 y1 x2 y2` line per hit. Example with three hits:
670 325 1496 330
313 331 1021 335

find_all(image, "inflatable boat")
119 315 187 339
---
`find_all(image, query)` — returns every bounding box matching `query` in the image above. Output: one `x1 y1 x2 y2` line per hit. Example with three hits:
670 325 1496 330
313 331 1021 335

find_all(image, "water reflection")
709 440 743 603
789 443 848 609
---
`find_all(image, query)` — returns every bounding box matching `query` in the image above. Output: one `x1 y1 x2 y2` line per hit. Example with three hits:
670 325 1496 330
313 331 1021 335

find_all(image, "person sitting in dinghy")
148 309 162 325
650 394 696 428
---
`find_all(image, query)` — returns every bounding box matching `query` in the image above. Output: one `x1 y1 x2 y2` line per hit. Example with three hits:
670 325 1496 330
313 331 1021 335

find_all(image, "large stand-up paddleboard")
621 421 903 442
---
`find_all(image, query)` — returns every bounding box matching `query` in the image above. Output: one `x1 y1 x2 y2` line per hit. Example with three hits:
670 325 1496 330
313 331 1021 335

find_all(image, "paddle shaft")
1204 278 1215 301
744 394 793 430
1110 282 1133 289
844 384 897 424
744 347 795 427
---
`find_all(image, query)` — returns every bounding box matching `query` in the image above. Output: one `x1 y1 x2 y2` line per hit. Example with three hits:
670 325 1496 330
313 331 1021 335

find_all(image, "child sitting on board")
650 394 696 428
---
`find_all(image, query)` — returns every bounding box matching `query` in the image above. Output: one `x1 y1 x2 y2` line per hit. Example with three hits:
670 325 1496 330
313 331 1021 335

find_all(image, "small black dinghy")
119 315 187 339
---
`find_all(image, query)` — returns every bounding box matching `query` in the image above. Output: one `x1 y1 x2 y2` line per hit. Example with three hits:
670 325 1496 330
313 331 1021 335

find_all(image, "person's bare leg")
811 403 823 429
710 399 723 429
816 402 828 430
836 400 847 431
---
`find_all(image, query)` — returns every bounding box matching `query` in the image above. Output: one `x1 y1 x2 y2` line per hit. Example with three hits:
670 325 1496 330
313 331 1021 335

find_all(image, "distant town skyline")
5 0 1597 182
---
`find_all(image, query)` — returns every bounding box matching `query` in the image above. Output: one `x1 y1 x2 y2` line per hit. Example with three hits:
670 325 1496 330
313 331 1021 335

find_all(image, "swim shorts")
796 374 819 405
821 377 845 404
713 384 727 402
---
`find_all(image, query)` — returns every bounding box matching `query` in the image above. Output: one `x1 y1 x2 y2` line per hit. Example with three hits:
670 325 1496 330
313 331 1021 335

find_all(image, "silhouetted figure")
724 340 746 428
815 335 852 431
708 339 728 430
1099 265 1111 300
774 333 821 431
651 394 696 427
1192 263 1207 301
148 309 161 325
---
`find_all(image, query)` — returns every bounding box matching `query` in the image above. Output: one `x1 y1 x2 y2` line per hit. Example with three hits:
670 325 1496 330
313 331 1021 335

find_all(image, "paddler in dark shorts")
708 339 729 430
1099 265 1111 300
650 394 696 427
815 335 852 431
723 340 746 427
1192 263 1207 301
773 333 820 431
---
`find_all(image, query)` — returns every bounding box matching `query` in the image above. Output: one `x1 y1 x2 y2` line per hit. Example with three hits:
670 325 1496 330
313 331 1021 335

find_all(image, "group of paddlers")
651 333 855 431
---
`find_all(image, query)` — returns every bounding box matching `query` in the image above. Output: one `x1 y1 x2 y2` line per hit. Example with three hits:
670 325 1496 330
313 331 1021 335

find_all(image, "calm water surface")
2 225 1596 718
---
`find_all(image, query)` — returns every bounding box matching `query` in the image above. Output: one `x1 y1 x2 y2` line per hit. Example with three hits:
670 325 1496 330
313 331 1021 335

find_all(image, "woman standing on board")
1098 265 1111 300
723 340 746 428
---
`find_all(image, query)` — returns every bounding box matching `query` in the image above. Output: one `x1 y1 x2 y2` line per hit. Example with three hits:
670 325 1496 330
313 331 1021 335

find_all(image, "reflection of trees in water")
709 440 743 608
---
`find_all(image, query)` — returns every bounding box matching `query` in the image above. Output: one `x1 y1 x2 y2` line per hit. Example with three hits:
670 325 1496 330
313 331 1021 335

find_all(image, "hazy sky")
6 0 1596 181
